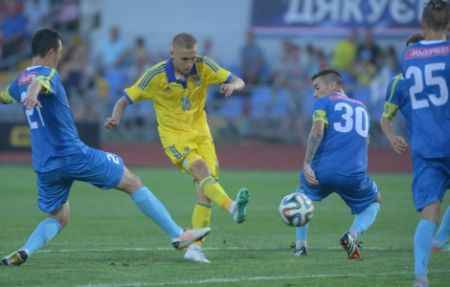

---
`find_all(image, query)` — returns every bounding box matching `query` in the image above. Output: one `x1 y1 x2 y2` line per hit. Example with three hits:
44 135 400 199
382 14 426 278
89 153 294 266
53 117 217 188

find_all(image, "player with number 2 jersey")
0 28 210 266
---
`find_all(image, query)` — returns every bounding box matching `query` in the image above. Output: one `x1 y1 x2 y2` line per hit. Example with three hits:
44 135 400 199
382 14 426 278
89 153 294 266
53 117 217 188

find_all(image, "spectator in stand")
356 29 382 69
201 37 218 61
59 37 95 121
52 0 79 33
0 1 28 59
239 30 269 85
304 44 321 76
352 50 377 86
127 36 152 73
272 43 308 143
24 0 50 33
331 29 357 71
94 26 128 71
94 26 129 111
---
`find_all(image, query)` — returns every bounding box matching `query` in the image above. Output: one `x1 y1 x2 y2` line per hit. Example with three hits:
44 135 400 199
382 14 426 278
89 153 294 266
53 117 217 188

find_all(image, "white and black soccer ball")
279 192 314 227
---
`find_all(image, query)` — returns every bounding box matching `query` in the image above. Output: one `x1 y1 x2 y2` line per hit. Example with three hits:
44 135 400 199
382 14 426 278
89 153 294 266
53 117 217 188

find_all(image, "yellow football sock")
191 203 212 245
192 202 212 229
199 176 233 210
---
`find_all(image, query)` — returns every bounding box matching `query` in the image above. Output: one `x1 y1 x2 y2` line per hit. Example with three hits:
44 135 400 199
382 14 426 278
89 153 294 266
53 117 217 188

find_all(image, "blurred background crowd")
0 0 413 146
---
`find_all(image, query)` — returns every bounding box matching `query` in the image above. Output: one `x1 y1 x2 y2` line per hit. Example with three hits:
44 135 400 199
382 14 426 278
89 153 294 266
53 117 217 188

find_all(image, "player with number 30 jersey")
292 69 381 260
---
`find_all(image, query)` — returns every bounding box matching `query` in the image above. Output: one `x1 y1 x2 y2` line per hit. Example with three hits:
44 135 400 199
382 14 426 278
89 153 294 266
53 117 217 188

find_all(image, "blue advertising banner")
251 0 426 36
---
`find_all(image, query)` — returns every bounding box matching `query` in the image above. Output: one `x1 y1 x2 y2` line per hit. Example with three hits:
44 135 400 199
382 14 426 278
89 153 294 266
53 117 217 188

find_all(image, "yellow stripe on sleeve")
34 68 56 94
0 88 16 104
382 102 399 120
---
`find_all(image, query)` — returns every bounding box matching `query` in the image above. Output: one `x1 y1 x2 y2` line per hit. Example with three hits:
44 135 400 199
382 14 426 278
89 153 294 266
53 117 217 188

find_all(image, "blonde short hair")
171 33 197 50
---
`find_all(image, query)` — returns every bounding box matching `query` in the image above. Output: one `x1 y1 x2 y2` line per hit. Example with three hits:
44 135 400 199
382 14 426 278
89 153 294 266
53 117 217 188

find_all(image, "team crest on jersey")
18 72 37 85
192 75 202 86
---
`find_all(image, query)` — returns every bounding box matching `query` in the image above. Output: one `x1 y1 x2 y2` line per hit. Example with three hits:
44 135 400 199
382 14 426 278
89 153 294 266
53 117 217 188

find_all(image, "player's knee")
117 167 142 193
58 216 69 228
50 203 70 228
190 160 210 180
50 213 69 228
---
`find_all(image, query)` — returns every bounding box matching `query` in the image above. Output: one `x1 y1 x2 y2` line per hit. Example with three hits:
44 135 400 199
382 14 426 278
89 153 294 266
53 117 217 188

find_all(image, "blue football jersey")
382 73 412 138
7 66 87 172
310 92 369 175
400 40 450 158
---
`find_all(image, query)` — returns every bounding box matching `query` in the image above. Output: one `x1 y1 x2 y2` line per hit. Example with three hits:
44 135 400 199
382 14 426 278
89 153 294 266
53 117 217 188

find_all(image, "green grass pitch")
0 166 448 287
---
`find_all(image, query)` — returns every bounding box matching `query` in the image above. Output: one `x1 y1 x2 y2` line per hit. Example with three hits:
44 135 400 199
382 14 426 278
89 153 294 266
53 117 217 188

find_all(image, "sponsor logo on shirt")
18 72 37 85
405 45 450 59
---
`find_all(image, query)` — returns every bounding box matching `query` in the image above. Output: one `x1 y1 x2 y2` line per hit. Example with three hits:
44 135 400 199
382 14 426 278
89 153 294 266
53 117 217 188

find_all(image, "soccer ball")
279 192 314 227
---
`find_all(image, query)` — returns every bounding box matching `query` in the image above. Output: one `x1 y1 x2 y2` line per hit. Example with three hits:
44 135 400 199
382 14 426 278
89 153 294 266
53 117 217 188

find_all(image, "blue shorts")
36 147 125 213
297 171 378 214
412 155 450 211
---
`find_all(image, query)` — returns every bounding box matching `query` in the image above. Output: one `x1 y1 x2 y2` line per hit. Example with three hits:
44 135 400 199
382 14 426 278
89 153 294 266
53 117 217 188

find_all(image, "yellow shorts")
164 141 219 178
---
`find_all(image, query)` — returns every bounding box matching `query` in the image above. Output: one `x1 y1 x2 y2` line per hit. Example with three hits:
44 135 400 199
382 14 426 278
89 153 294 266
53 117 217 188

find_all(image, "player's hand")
303 163 319 185
388 135 407 154
104 117 120 130
219 83 234 97
21 96 42 110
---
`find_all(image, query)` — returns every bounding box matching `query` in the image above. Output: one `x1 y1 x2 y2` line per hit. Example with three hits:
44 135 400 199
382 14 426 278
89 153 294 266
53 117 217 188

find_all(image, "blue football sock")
434 206 450 244
131 186 182 238
295 224 308 248
22 217 62 256
351 202 380 237
414 219 436 276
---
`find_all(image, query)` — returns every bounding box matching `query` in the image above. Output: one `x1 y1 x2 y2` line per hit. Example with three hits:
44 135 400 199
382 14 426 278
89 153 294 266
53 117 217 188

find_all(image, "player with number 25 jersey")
399 2 449 286
400 39 450 159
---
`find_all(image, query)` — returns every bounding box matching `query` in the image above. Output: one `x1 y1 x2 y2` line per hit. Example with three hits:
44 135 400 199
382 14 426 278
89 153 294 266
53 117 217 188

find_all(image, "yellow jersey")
124 55 231 148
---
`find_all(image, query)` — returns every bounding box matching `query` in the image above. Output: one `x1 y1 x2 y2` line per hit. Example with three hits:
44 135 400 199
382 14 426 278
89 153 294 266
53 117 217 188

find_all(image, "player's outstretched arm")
104 96 129 129
22 80 43 109
379 117 407 154
219 75 245 97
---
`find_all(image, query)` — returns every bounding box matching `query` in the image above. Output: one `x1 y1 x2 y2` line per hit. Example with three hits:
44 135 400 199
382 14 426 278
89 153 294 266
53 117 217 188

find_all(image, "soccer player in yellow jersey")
105 33 249 263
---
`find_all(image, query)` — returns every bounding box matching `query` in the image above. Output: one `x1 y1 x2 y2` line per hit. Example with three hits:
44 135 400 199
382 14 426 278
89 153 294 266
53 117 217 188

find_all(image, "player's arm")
379 103 407 154
219 75 245 97
105 96 129 129
303 119 325 185
22 79 44 109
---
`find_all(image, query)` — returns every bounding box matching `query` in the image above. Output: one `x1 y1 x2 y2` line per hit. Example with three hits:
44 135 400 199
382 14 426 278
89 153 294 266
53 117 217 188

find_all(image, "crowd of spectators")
0 0 405 146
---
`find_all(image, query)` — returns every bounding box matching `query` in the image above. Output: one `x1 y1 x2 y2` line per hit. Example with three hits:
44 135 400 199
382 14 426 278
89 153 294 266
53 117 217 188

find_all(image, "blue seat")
217 96 244 118
249 85 273 119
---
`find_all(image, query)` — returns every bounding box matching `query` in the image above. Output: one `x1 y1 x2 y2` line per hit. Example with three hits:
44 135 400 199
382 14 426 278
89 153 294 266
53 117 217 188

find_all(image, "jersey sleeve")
311 98 329 126
1 75 21 104
198 56 231 85
382 76 403 120
34 68 57 95
0 86 17 104
123 64 163 103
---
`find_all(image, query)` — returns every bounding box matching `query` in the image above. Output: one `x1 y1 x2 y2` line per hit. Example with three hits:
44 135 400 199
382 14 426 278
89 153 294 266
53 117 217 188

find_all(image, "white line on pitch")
75 269 450 287
37 245 411 254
